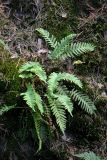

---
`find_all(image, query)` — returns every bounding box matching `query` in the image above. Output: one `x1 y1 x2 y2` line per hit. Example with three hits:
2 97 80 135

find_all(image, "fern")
57 95 73 116
75 151 103 160
19 29 96 149
47 72 83 132
36 28 58 48
50 34 77 59
21 84 44 114
32 111 42 151
57 42 95 60
47 92 73 132
48 72 82 94
47 95 66 133
19 61 47 83
21 84 44 150
36 28 95 61
70 89 96 115
0 105 15 115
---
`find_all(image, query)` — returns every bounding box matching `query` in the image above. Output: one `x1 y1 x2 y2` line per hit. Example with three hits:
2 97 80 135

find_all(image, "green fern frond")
48 72 82 94
21 84 44 114
57 95 73 116
65 42 95 59
56 85 69 95
36 28 58 48
0 105 15 115
70 89 96 115
59 42 95 60
54 86 73 115
47 96 66 133
50 34 77 59
75 151 102 160
19 61 47 83
32 112 42 151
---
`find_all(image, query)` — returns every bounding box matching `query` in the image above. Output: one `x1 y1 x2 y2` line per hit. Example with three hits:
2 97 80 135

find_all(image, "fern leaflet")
70 89 96 115
36 28 58 48
21 84 44 114
57 95 73 116
32 112 42 151
19 61 47 83
64 42 95 59
50 34 77 59
47 96 66 133
53 42 95 60
48 72 82 95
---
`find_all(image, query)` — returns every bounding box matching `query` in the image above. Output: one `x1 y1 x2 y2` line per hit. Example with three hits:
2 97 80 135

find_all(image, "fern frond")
54 86 73 115
59 42 95 60
75 151 102 160
21 84 44 114
36 28 58 48
47 96 66 133
0 105 15 115
56 85 69 95
32 112 42 151
70 89 96 115
19 61 47 83
48 72 82 94
50 34 77 59
57 95 73 116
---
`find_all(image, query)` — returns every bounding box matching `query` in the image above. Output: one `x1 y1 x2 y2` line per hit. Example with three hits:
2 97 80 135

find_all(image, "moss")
0 46 21 104
43 0 78 39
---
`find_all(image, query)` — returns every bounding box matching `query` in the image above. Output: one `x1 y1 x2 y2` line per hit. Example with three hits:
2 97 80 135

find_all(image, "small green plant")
36 28 94 61
74 151 105 160
0 38 9 50
19 29 96 151
0 105 15 115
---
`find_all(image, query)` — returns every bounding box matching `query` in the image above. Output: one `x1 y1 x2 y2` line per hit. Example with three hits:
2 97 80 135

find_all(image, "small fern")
75 151 104 160
19 29 96 150
36 28 95 60
19 62 96 146
46 73 96 133
0 105 15 115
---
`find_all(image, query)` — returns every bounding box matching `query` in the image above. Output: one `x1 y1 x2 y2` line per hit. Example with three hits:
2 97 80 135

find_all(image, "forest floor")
0 0 107 159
